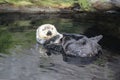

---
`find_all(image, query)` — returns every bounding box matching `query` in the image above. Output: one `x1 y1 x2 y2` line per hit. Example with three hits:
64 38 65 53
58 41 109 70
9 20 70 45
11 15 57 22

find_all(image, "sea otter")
44 33 103 57
36 24 63 44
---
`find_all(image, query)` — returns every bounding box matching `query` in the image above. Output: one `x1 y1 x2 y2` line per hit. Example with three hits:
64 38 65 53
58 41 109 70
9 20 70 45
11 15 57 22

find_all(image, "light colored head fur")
36 24 62 44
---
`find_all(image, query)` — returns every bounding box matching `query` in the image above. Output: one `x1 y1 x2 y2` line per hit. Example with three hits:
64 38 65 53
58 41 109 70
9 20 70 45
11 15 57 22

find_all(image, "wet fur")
36 24 62 44
44 33 103 57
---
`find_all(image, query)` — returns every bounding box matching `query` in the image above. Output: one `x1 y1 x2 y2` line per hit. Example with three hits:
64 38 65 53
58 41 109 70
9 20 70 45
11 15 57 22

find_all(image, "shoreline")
0 4 75 13
0 4 119 14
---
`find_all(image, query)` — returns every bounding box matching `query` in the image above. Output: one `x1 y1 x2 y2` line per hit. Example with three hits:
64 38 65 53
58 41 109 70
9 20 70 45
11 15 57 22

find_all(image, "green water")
0 13 91 53
0 13 120 54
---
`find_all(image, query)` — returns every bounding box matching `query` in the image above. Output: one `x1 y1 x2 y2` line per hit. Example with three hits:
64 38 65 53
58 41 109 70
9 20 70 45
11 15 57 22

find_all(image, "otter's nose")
46 31 52 36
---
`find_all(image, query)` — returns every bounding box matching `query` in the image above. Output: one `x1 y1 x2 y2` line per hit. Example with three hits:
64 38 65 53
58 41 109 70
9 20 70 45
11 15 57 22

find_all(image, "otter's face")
38 24 58 40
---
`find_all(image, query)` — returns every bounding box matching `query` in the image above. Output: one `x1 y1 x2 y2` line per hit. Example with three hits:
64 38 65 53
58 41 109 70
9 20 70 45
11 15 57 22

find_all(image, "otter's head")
38 24 58 40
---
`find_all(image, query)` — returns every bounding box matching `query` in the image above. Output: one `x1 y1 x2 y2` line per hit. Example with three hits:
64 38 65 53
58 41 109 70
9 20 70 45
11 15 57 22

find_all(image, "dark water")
0 13 120 80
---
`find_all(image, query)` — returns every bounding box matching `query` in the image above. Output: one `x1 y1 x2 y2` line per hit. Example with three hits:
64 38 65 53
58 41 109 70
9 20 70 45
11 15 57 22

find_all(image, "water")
0 13 120 80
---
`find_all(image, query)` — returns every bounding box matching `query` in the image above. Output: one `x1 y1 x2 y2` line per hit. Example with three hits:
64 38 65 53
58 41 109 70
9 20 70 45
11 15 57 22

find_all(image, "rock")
89 0 114 10
71 3 81 12
111 0 120 7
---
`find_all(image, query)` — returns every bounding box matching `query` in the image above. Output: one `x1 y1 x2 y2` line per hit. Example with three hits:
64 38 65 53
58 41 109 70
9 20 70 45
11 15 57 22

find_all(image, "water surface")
0 13 120 80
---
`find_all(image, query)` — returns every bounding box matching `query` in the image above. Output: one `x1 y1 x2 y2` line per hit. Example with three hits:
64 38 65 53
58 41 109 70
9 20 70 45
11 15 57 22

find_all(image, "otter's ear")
90 35 103 42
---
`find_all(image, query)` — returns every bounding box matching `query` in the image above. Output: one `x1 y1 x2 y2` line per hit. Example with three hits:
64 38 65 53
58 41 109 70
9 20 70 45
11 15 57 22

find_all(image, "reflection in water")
0 13 120 80
0 29 12 53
